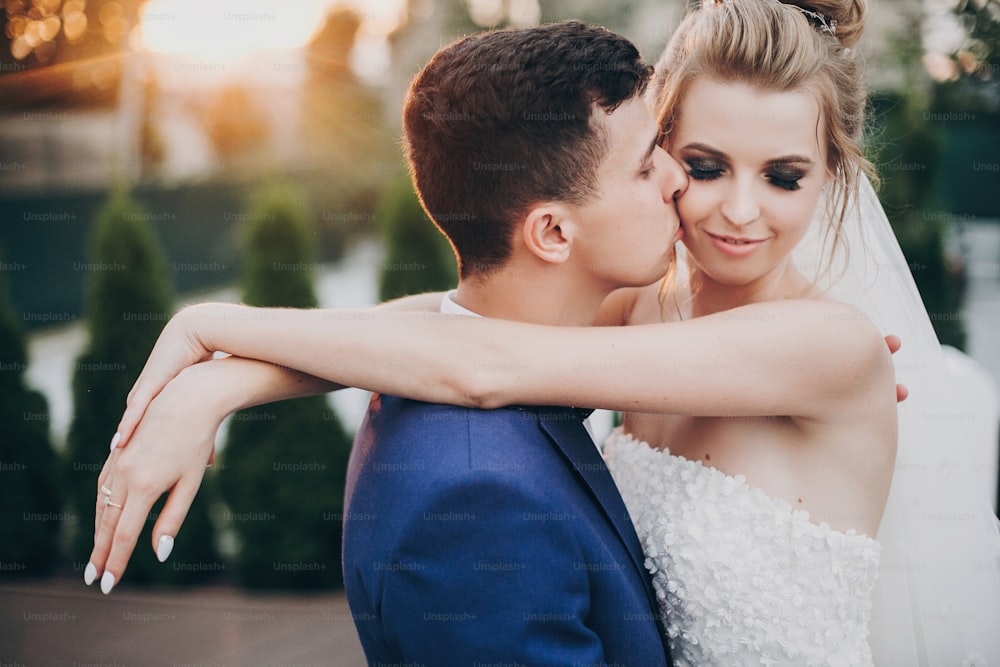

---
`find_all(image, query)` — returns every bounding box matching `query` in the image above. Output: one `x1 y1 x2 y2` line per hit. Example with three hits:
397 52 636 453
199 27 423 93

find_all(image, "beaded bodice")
604 428 880 666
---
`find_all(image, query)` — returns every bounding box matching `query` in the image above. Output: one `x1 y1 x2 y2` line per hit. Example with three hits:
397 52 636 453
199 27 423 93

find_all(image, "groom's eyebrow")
636 133 658 170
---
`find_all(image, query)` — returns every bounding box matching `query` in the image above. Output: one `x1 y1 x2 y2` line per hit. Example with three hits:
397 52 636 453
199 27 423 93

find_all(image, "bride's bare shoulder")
715 298 890 377
596 284 662 326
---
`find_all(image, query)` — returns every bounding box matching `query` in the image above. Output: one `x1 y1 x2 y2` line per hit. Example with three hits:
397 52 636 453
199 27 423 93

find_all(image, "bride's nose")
720 177 760 226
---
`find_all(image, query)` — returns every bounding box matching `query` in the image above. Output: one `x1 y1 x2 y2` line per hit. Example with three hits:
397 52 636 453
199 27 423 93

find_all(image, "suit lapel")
539 413 672 661
540 415 647 574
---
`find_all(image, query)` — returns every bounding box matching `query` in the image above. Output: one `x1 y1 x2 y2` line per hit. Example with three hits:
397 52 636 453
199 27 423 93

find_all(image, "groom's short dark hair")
403 21 652 279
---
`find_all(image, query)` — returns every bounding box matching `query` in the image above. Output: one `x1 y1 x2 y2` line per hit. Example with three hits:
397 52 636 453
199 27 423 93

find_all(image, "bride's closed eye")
684 158 725 181
684 156 808 192
764 167 805 192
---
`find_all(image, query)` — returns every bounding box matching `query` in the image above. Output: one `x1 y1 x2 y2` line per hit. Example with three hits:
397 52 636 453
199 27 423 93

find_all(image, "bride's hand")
112 305 217 450
884 334 909 402
86 363 221 593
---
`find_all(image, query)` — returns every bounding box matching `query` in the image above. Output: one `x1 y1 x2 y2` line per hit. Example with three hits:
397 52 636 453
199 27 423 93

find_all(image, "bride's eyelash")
766 170 805 191
685 159 724 181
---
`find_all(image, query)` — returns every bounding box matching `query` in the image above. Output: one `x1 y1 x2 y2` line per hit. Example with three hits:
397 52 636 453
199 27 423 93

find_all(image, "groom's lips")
706 231 767 257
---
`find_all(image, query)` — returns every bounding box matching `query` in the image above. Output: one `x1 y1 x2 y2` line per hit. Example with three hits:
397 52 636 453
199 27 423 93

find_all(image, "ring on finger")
100 485 113 497
103 496 123 510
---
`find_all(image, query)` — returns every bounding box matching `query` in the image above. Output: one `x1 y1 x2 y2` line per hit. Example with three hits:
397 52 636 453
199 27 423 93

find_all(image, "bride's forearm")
186 303 492 407
210 292 446 410
204 356 343 415
114 354 342 449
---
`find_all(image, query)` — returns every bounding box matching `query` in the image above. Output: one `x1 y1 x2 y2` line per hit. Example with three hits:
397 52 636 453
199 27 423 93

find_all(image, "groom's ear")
521 203 575 266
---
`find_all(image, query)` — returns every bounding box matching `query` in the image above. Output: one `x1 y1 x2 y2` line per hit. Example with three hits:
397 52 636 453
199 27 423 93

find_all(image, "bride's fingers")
99 492 152 595
113 405 143 450
884 335 906 402
116 375 172 448
86 483 128 589
115 375 160 449
150 477 201 563
116 358 212 450
92 450 118 537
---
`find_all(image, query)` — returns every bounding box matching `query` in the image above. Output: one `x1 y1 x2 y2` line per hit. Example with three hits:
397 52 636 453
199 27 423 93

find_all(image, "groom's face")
565 97 687 289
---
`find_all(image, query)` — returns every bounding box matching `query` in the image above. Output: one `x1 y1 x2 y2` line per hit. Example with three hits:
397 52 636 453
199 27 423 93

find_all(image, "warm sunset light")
138 0 331 62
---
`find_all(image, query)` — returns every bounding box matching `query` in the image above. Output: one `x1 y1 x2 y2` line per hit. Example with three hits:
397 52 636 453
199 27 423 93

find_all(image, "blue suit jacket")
343 395 673 666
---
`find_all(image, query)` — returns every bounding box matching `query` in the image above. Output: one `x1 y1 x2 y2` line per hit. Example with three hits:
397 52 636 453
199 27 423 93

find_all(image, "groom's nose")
657 148 688 202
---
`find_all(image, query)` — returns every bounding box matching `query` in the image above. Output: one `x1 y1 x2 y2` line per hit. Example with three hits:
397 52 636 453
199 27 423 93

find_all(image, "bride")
602 0 1000 663
89 0 1000 663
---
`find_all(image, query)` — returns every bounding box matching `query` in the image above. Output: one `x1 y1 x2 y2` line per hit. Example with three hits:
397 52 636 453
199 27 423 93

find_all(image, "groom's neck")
453 267 608 327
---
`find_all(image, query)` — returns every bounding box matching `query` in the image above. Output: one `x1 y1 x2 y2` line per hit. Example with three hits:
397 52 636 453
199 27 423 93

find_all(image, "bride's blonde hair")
653 0 876 299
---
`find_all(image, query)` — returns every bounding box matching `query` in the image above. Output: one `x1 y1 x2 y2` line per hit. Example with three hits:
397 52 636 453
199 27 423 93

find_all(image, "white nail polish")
109 432 121 451
156 535 174 563
84 562 97 586
101 571 116 595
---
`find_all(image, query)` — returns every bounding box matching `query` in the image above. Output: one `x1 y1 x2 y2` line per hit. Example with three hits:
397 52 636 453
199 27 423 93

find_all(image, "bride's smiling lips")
704 230 768 257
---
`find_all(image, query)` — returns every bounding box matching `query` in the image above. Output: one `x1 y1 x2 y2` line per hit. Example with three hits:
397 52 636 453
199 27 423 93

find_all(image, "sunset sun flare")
138 0 332 62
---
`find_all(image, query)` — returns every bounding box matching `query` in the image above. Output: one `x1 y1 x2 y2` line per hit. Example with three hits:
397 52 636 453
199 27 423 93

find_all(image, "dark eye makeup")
683 157 806 192
685 159 724 181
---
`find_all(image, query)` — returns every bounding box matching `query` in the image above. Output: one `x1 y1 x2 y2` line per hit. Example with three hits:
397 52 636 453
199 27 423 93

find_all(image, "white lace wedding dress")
604 427 881 666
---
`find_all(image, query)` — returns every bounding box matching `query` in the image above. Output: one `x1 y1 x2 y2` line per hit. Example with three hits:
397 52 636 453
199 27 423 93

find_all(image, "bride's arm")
162 297 892 419
113 291 447 447
89 296 892 588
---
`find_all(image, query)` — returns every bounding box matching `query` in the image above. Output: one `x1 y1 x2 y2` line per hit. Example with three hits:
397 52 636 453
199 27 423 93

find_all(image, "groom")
342 22 683 666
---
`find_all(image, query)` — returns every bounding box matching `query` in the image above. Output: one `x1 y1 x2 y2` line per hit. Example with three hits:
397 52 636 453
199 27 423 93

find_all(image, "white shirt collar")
440 289 481 317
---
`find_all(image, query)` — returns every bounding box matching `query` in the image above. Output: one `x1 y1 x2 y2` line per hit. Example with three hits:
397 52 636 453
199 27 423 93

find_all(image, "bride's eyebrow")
678 142 725 158
767 156 814 167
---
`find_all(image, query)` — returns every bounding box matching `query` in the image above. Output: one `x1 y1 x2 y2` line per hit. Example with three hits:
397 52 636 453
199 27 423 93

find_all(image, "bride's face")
669 78 828 288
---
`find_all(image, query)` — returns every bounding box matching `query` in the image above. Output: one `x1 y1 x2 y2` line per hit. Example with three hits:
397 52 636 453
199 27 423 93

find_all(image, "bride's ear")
521 203 574 266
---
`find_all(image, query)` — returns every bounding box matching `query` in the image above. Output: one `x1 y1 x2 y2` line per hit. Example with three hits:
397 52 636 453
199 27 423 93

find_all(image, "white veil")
794 176 1000 664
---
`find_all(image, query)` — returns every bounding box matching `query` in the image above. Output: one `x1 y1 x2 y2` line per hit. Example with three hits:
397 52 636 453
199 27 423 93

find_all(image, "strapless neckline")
607 428 880 549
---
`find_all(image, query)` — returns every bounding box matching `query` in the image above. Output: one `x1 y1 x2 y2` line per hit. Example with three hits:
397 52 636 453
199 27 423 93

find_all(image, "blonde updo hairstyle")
653 0 874 283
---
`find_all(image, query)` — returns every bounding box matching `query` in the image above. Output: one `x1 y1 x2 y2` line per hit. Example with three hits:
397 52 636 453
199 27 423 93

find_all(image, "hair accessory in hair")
787 4 837 35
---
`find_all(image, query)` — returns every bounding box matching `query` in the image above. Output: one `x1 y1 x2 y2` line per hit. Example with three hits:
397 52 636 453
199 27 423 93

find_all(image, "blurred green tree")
870 20 968 350
218 183 352 589
0 257 62 577
64 188 219 583
377 176 458 302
